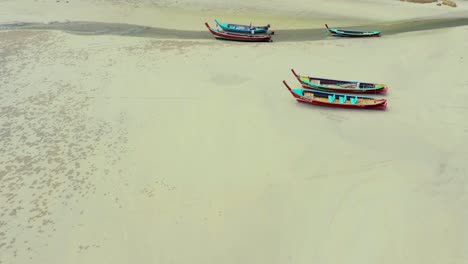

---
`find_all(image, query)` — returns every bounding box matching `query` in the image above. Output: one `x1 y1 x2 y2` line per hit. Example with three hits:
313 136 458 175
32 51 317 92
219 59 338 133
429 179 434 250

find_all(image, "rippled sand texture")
0 31 128 261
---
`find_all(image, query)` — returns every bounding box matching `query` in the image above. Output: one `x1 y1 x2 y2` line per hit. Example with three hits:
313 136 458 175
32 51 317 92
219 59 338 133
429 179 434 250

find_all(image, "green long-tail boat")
325 24 381 37
291 69 388 94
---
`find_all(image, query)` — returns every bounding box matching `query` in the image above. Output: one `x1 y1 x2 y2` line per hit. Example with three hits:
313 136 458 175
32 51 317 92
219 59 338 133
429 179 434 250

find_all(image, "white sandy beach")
1 0 468 28
1 0 468 263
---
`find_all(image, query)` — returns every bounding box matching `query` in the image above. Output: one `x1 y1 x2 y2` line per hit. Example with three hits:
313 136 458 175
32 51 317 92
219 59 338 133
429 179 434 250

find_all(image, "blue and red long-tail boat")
205 22 273 42
283 80 387 110
214 19 272 34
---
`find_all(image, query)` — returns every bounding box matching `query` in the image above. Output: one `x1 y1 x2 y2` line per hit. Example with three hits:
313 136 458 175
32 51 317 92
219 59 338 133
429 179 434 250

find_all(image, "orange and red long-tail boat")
283 80 387 110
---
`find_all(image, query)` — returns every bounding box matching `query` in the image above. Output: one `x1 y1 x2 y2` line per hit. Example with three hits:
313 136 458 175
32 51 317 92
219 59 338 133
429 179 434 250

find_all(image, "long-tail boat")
283 80 387 110
291 69 388 94
325 24 381 37
214 19 272 34
205 22 272 42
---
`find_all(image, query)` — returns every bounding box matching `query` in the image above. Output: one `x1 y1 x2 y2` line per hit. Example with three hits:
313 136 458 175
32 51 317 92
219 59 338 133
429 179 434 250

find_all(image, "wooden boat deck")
303 91 377 105
303 78 358 89
299 75 384 90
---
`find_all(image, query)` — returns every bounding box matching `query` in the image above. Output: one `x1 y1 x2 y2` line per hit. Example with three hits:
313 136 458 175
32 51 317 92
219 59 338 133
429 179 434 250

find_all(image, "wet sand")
2 17 468 42
1 0 468 264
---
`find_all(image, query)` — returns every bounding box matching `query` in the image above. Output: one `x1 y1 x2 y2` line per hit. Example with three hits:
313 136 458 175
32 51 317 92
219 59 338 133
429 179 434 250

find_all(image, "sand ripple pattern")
0 31 127 262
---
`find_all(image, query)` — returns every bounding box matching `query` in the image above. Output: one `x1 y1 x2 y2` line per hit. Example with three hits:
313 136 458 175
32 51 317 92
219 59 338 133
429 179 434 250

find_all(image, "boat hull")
214 19 270 34
325 24 381 38
283 80 387 110
291 69 388 94
301 84 388 94
205 22 272 42
294 97 387 109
